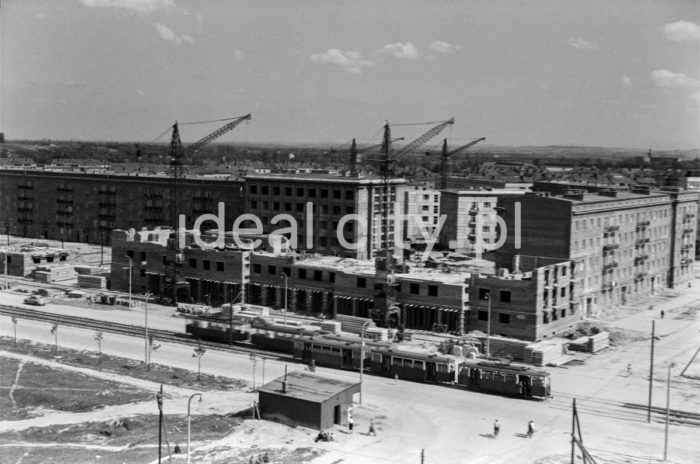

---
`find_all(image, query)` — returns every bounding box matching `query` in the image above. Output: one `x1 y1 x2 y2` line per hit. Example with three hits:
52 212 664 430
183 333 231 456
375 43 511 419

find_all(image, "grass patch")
0 336 246 391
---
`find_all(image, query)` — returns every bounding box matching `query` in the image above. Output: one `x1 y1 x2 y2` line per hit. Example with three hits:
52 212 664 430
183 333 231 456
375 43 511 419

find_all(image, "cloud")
664 20 700 42
621 75 632 86
309 49 374 74
651 69 700 106
651 69 700 90
155 22 194 45
78 0 174 13
379 41 421 59
428 40 462 54
568 37 598 50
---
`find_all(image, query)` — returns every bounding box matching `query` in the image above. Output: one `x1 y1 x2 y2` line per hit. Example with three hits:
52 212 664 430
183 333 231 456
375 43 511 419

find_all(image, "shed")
257 371 361 431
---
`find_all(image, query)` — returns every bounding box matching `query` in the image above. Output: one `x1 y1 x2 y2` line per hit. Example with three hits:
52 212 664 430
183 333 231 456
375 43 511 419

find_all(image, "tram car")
370 348 458 383
457 359 551 400
292 335 366 370
249 317 321 353
184 313 253 343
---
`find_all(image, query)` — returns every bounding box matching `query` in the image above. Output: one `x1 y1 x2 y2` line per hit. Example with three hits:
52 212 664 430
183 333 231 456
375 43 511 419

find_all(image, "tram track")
0 304 293 361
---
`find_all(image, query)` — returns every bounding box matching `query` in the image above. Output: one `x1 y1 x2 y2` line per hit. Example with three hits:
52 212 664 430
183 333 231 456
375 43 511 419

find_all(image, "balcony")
468 209 479 216
604 225 620 233
602 262 618 272
681 243 693 251
637 220 651 227
681 258 693 266
634 272 647 281
636 237 650 245
603 243 619 252
634 255 649 265
682 228 694 235
684 213 696 220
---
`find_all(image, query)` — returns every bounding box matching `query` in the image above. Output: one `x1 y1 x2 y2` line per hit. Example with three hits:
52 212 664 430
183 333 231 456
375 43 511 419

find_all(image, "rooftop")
245 172 407 185
258 371 360 403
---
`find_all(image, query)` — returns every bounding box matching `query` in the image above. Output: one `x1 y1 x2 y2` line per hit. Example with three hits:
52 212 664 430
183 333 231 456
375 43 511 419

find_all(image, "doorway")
334 405 341 425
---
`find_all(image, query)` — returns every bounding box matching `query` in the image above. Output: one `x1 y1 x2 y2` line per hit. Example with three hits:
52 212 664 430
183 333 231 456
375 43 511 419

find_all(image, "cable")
392 119 452 127
179 115 248 126
151 126 174 144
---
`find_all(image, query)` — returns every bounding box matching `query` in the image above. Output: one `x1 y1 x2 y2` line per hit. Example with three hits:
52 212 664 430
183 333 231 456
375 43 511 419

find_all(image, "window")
296 203 304 212
216 261 224 272
283 267 291 276
162 255 167 265
321 189 328 198
478 311 488 321
422 205 430 211
249 185 257 194
285 187 292 196
253 263 261 274
189 258 197 268
268 265 276 275
329 272 335 283
295 188 303 196
273 186 280 195
333 205 341 215
478 288 491 300
333 190 341 199
346 206 355 214
320 237 327 247
140 269 146 277
203 260 211 271
499 313 510 324
127 250 134 259
357 277 366 288
428 285 438 296
250 200 257 209
345 191 354 200
410 283 420 294
500 290 511 302
284 203 291 211
314 270 323 281
299 269 307 279
308 188 316 197
273 201 280 210
261 186 269 195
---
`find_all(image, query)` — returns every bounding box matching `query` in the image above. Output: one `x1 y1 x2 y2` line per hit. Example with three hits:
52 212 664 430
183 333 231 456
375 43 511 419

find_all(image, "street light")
186 393 203 464
126 256 133 309
359 319 371 404
485 291 492 359
144 292 153 368
281 273 288 325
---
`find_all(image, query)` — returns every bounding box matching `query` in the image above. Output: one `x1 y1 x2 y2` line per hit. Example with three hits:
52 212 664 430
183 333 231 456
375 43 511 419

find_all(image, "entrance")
334 405 341 425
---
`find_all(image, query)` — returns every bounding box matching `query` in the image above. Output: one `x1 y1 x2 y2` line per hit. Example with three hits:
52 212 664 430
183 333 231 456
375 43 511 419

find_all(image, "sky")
1 0 699 148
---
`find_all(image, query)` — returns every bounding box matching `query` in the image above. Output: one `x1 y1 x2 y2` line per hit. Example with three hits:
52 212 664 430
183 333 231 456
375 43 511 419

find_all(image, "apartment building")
495 187 698 316
403 187 441 243
0 169 245 244
438 189 525 253
244 173 408 260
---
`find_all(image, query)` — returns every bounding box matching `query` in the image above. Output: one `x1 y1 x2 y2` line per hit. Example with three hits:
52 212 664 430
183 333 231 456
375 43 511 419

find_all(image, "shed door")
334 405 341 425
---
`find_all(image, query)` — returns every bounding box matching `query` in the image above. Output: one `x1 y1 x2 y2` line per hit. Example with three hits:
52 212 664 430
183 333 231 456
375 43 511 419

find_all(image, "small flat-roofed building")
257 371 361 431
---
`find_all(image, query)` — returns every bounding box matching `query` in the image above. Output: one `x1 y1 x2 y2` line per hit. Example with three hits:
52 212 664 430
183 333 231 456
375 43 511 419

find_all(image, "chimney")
513 255 521 274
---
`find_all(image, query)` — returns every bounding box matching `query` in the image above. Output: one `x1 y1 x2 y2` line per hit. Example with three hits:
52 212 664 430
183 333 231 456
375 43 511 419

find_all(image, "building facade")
495 187 698 316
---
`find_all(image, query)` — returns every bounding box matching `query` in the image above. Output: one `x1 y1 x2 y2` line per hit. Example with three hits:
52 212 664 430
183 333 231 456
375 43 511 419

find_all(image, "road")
1 287 699 463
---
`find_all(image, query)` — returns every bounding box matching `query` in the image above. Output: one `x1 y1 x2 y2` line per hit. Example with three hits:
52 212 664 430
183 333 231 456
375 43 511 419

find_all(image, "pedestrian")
369 418 377 436
660 309 665 319
493 419 500 438
627 363 632 375
527 420 535 438
348 416 354 433
394 373 399 384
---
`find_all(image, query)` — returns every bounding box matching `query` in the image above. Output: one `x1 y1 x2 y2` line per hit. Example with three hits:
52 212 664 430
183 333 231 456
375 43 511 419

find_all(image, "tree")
0 132 5 143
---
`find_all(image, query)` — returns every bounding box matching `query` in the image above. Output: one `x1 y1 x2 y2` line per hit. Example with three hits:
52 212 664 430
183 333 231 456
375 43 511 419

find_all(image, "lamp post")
94 330 103 364
360 319 371 404
187 393 202 464
11 316 17 345
281 273 288 325
126 256 133 309
144 292 153 368
664 362 676 461
156 384 164 464
485 291 492 359
50 323 58 355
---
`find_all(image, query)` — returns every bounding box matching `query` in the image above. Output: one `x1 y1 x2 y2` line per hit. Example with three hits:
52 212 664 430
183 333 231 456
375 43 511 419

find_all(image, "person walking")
394 373 399 384
493 419 500 438
660 309 665 319
369 418 377 436
348 416 354 433
527 420 535 438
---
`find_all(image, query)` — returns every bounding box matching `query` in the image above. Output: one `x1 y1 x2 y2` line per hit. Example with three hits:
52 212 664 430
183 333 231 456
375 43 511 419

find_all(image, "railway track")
0 304 293 361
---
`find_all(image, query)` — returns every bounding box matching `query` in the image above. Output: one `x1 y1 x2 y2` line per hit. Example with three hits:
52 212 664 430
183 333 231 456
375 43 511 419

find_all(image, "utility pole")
11 316 17 345
421 448 425 464
485 291 492 359
664 362 675 461
648 320 655 423
50 323 58 355
156 384 164 464
192 342 206 381
94 331 103 365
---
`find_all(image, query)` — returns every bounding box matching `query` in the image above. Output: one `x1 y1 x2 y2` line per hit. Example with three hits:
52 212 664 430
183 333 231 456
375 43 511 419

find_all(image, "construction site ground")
0 266 699 462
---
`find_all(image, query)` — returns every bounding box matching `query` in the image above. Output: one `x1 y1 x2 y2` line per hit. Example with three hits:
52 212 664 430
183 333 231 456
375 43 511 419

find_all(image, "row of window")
249 184 355 201
250 200 355 215
575 209 669 231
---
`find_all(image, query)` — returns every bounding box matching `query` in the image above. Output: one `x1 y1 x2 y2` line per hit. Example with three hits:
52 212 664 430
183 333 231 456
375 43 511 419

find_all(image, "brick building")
0 168 244 244
495 187 698 316
244 173 407 259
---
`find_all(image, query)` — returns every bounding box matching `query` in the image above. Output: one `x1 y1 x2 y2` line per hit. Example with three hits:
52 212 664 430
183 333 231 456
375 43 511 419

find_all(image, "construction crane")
164 113 251 304
370 118 454 328
427 137 486 189
348 138 405 177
